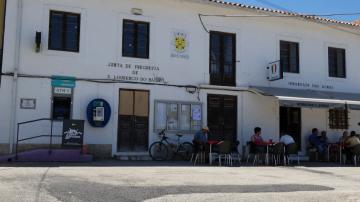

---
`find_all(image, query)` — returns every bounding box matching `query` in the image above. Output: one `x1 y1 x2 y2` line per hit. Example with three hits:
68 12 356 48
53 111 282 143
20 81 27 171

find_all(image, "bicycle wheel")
149 142 169 161
178 142 193 160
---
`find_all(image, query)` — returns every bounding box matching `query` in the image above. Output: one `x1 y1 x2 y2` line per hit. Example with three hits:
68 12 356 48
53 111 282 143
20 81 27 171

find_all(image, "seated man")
320 131 328 145
346 131 360 160
280 130 295 146
308 128 326 159
280 130 296 155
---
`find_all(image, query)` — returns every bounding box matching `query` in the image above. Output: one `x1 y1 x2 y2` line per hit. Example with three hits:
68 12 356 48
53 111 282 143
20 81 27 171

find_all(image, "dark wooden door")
118 90 149 152
280 107 301 150
207 94 237 142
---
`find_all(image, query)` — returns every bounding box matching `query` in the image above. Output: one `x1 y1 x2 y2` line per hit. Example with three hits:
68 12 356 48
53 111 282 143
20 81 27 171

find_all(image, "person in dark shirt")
308 128 326 159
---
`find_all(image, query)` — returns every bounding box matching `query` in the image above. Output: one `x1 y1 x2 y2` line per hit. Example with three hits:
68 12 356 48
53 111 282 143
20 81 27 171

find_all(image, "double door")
207 94 237 142
117 89 149 152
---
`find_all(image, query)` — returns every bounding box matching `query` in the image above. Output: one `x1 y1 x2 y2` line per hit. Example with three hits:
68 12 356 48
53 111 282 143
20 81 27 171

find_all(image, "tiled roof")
205 0 360 28
354 20 360 25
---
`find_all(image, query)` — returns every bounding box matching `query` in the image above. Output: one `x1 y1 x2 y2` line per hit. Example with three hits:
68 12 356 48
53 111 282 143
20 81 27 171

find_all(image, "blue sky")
228 0 360 22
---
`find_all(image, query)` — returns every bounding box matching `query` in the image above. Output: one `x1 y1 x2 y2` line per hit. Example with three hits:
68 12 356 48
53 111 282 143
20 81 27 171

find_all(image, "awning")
250 86 360 110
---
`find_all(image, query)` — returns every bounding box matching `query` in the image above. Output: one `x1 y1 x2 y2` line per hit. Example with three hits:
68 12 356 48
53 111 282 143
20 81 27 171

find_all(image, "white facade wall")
1 0 360 156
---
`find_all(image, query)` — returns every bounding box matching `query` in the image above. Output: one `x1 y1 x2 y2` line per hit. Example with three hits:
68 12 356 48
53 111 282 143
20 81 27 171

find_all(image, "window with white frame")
155 101 202 133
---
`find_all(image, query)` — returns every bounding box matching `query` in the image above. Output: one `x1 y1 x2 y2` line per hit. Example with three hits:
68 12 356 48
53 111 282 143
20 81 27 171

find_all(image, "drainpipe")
8 0 23 154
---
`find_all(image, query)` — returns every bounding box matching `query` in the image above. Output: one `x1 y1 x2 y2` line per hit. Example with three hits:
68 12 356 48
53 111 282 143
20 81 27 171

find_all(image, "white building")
1 0 360 158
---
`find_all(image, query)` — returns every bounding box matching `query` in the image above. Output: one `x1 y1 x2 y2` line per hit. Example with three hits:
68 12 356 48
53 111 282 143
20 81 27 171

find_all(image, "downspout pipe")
9 0 23 154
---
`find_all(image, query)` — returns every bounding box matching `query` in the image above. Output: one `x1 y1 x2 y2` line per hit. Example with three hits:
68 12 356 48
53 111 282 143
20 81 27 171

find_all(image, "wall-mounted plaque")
20 98 36 109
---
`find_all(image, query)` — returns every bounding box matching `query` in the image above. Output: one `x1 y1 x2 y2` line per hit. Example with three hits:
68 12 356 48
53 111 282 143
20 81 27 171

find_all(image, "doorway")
117 89 149 152
280 107 302 150
207 94 237 142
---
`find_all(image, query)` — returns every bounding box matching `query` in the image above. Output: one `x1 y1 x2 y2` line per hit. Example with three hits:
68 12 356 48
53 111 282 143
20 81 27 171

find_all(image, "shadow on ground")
45 179 334 202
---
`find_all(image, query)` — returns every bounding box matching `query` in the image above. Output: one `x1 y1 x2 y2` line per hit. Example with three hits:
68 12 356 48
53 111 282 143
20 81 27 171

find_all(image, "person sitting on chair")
320 131 328 145
280 130 295 146
251 127 266 154
345 131 360 163
308 128 326 160
280 130 296 156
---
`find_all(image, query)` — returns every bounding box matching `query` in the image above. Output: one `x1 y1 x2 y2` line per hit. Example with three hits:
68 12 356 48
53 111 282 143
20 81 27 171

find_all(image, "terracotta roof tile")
205 0 360 28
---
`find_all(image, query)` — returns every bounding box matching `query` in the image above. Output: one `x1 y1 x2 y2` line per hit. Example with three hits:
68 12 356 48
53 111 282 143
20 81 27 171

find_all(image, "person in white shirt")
280 130 295 146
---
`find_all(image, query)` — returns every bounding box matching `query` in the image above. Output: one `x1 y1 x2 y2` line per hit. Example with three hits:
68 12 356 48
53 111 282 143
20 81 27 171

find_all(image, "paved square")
0 161 359 202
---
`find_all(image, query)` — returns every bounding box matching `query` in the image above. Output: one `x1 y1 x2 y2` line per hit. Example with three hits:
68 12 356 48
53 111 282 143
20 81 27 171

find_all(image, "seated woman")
251 127 266 153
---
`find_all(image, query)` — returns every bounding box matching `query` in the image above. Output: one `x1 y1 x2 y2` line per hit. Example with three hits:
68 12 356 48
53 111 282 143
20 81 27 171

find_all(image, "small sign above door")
53 87 72 95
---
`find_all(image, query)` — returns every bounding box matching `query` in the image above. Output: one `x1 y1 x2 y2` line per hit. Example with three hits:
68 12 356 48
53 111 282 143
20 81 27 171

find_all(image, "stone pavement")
0 161 359 202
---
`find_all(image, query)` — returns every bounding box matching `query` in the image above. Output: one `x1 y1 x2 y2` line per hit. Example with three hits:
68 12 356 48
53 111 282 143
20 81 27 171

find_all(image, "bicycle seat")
176 134 183 138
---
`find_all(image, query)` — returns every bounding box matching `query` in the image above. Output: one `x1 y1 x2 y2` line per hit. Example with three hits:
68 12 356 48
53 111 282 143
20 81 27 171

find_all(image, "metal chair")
246 142 260 166
285 143 300 165
191 143 205 166
215 141 232 166
272 142 286 166
230 141 242 166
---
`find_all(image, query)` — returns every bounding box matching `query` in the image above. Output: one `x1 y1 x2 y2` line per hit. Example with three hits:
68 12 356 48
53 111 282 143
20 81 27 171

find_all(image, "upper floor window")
49 11 81 52
209 31 236 86
280 40 299 73
328 47 346 78
122 19 149 59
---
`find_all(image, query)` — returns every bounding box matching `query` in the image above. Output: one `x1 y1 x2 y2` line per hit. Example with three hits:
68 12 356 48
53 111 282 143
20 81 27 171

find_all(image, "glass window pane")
137 23 149 58
281 41 299 73
337 49 345 77
223 35 233 63
155 103 167 130
123 21 135 56
179 104 191 131
49 13 63 50
65 14 79 51
166 104 178 130
210 33 220 62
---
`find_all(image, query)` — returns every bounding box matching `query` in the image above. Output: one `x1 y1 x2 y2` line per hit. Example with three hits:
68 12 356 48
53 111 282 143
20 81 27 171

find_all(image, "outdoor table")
255 141 276 165
208 140 221 165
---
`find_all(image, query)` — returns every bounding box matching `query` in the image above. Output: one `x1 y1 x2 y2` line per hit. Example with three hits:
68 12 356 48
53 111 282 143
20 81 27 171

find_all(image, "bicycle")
149 129 193 161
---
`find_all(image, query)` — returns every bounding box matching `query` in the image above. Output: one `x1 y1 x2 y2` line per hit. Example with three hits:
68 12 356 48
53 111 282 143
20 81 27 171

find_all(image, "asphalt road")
0 161 359 202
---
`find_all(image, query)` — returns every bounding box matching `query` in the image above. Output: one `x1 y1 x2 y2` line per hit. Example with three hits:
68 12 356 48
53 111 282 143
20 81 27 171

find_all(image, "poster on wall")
192 105 202 121
170 30 189 59
62 120 84 146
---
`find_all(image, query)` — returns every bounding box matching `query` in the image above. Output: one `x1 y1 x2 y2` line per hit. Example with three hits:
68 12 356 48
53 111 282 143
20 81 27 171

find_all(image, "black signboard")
62 120 85 146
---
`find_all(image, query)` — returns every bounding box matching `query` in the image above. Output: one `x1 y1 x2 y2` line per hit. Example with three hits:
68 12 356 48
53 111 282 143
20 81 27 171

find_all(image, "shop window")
122 19 149 59
209 31 236 86
328 47 346 78
329 109 348 129
52 97 72 120
49 10 81 52
155 101 202 133
280 40 299 73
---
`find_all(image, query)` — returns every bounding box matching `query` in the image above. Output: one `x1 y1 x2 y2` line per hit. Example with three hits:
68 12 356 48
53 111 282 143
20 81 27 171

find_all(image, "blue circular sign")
86 99 111 128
